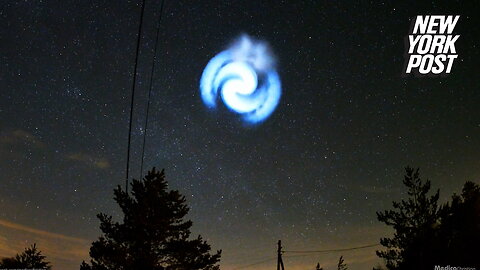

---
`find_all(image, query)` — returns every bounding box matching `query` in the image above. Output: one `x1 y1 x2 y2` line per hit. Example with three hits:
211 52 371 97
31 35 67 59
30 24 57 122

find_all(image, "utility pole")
277 240 285 270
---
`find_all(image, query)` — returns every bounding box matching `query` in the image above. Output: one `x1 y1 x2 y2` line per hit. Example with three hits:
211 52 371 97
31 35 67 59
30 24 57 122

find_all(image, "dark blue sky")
0 1 479 269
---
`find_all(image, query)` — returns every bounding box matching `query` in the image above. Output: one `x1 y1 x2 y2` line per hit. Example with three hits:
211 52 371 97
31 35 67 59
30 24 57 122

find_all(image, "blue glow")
200 34 281 124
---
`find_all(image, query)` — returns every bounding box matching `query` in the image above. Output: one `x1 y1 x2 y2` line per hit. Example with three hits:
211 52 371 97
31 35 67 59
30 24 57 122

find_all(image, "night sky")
1 1 479 269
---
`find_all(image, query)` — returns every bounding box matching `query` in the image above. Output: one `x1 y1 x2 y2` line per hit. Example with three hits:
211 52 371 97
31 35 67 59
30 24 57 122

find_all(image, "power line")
125 0 147 193
283 243 380 254
139 0 165 178
231 243 380 269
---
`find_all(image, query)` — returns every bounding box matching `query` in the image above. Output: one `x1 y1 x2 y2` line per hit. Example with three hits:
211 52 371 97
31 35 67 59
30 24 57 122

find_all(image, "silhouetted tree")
435 181 480 268
337 256 347 270
80 168 221 270
0 243 51 269
0 257 22 269
377 167 480 270
316 262 323 270
376 167 441 270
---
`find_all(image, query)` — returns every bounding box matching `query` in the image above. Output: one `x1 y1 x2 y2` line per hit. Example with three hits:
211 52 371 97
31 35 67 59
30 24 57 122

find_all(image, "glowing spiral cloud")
200 34 281 124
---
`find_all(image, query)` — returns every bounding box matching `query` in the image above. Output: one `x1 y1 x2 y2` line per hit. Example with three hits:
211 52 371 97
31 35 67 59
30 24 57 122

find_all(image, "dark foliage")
0 243 51 269
435 181 480 268
81 168 221 270
376 167 441 270
377 167 480 270
337 256 347 270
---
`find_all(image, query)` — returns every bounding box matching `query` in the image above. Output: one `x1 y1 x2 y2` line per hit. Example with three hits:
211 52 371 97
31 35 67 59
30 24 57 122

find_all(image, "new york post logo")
404 15 460 76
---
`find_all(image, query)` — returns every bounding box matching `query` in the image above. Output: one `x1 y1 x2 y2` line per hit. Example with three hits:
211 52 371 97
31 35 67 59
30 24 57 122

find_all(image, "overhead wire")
125 0 147 193
125 1 381 268
283 243 380 254
231 243 380 269
139 0 165 178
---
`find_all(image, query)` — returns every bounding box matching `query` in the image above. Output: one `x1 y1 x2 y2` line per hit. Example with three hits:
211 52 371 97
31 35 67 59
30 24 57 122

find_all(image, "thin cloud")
0 219 91 270
67 152 110 169
0 219 87 244
0 129 46 149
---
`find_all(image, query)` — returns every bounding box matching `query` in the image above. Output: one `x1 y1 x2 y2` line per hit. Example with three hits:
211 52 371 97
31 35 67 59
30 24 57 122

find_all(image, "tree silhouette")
435 181 480 268
337 256 347 270
316 262 323 270
376 167 441 270
0 243 51 269
376 167 480 270
81 167 221 270
0 257 20 269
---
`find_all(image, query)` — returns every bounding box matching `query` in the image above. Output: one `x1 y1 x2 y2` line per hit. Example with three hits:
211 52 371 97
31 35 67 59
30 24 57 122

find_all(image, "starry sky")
1 1 479 269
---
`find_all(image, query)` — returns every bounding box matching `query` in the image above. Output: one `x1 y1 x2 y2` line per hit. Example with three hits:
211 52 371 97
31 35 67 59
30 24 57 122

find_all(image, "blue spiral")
200 35 281 124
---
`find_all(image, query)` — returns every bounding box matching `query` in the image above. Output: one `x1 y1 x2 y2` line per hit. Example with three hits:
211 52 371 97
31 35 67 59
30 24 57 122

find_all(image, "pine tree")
376 167 440 270
0 257 20 268
81 168 221 270
435 181 480 268
0 243 51 269
337 256 347 270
